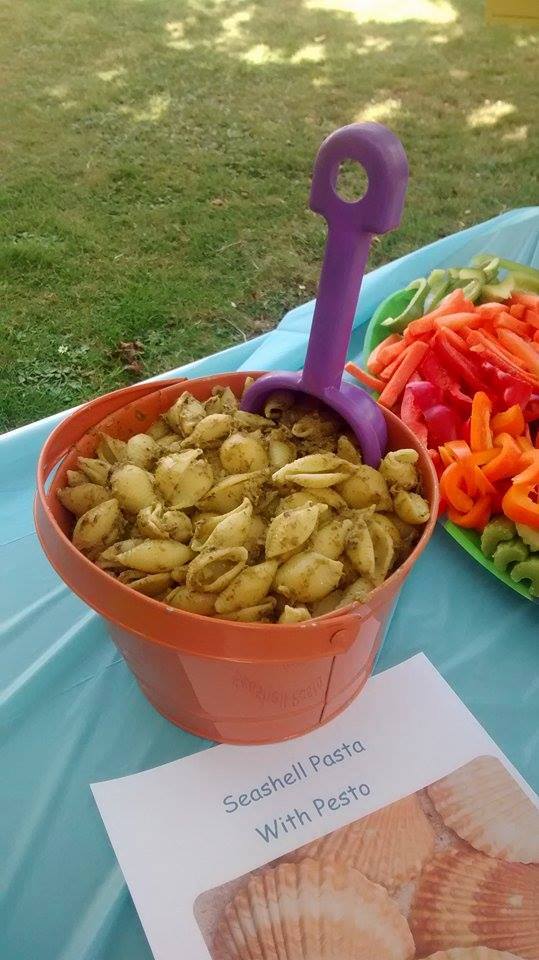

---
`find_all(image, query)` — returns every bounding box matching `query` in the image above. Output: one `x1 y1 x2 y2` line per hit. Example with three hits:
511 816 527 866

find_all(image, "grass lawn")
0 0 537 430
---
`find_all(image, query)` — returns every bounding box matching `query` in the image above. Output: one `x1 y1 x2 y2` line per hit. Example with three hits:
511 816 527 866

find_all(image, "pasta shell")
186 547 248 593
346 518 375 578
136 503 193 543
272 453 354 487
427 756 539 864
165 585 216 615
208 385 238 415
311 590 343 616
213 858 415 960
111 463 156 514
367 516 395 584
115 539 194 573
337 465 392 511
393 490 430 525
278 604 311 623
338 576 374 607
379 450 419 491
219 432 268 474
234 410 273 430
146 417 169 441
96 433 128 465
155 450 213 508
263 390 294 419
423 950 523 959
197 471 267 513
310 517 352 559
180 413 233 448
166 391 206 435
214 559 278 613
290 794 435 889
77 457 111 487
291 413 339 440
216 598 276 622
118 571 172 597
409 848 539 959
58 483 110 517
191 499 252 552
275 550 343 603
72 499 124 554
265 503 323 559
126 433 159 470
157 433 183 453
244 514 267 562
67 469 87 487
268 435 297 471
97 538 145 569
337 435 362 464
240 376 255 398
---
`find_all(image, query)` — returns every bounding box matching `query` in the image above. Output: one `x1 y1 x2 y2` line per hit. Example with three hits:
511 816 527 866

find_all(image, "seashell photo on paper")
193 755 539 960
57 381 431 623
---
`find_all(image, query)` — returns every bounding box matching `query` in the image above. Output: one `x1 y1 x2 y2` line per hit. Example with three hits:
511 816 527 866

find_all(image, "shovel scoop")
241 121 409 466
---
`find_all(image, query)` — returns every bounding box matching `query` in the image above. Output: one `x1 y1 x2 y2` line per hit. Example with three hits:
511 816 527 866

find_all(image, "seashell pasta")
58 384 430 622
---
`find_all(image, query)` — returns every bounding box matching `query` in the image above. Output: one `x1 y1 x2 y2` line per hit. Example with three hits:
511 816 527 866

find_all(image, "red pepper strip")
497 328 539 378
468 331 539 385
470 392 492 452
366 334 402 374
482 433 522 482
535 330 539 343
406 380 443 410
440 462 474 513
448 495 492 531
502 484 539 529
510 303 526 320
511 451 539 485
494 312 532 337
423 403 462 447
491 404 526 437
378 341 429 409
400 384 428 446
345 362 385 392
433 330 485 394
525 398 539 422
433 312 482 331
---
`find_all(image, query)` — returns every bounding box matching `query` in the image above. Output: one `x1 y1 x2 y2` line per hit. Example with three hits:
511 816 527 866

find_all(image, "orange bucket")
35 372 439 744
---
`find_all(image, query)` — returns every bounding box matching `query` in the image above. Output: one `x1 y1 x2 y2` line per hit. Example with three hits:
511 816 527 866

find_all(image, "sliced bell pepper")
448 495 492 531
443 439 472 461
502 484 539 530
400 384 428 446
423 403 462 447
511 451 539 486
381 278 429 333
440 462 474 513
439 445 453 468
491 404 525 437
406 380 443 410
470 391 492 452
419 351 473 414
482 432 522 482
433 331 485 394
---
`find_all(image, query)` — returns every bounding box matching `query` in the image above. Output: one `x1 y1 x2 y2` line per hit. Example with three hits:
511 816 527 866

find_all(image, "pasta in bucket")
35 372 438 744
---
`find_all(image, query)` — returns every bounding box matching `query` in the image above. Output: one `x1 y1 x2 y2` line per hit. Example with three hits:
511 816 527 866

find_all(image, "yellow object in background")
486 0 539 25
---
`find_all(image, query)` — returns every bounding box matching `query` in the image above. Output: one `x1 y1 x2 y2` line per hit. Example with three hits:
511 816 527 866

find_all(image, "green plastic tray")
362 289 535 603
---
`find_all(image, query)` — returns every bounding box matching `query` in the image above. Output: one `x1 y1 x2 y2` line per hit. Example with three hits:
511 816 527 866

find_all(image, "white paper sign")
92 654 538 960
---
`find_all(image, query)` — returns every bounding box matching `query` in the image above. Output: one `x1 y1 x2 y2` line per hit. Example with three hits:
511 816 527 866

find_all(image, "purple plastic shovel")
241 122 409 466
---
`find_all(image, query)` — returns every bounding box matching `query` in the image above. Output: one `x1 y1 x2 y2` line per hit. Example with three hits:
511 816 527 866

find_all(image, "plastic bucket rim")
35 372 439 654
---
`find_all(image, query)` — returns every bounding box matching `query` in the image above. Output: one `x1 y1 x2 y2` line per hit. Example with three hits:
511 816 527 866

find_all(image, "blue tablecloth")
1 208 538 960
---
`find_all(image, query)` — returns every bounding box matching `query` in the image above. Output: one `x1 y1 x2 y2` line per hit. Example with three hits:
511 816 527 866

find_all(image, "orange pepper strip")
448 495 492 531
511 451 539 486
471 448 499 466
516 436 533 453
444 439 472 461
502 485 539 530
438 446 453 468
470 392 492 452
472 465 496 496
483 433 523 483
440 462 474 513
344 363 385 393
491 404 525 437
